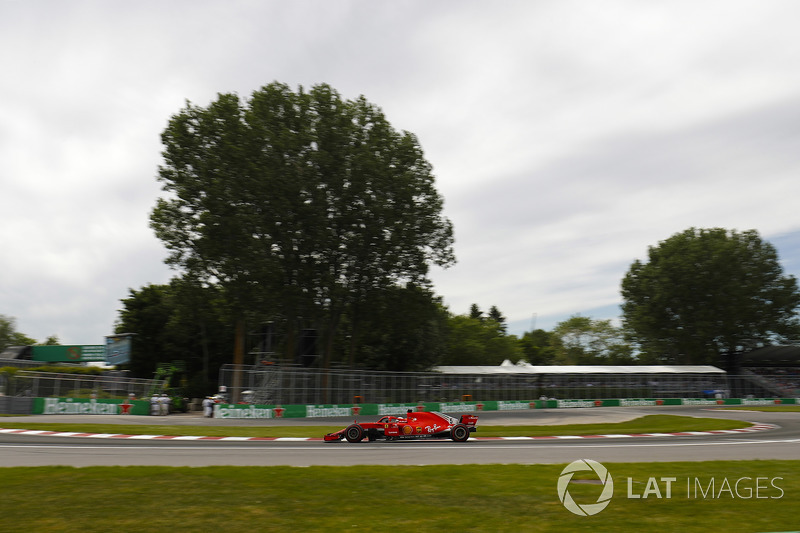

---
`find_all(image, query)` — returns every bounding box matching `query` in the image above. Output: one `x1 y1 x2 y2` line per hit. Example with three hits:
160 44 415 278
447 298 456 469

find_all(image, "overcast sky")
3 1 800 345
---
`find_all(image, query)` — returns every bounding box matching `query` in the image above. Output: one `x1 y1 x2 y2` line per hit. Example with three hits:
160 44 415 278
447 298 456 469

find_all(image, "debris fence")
217 364 795 405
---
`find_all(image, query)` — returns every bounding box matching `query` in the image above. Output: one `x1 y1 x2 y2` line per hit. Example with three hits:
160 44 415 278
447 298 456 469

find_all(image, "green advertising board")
212 397 798 419
33 397 149 415
27 396 797 417
31 345 106 363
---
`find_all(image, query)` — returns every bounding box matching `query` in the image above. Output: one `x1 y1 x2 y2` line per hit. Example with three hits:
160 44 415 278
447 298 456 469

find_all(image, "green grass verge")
0 462 796 532
477 415 751 437
0 415 750 438
720 405 800 412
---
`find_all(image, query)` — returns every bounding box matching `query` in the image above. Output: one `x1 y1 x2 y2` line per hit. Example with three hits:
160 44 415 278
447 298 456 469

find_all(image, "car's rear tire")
344 424 365 443
451 423 470 442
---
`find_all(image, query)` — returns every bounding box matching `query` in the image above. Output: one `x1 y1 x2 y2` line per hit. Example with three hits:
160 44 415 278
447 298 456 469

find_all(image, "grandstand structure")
434 362 729 400
736 346 800 398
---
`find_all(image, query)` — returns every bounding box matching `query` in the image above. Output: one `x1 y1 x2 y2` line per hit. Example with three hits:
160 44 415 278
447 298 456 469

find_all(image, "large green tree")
621 228 800 365
151 82 455 370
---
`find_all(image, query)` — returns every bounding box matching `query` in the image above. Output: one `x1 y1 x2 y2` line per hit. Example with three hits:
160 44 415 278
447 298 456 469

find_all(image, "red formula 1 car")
324 410 478 442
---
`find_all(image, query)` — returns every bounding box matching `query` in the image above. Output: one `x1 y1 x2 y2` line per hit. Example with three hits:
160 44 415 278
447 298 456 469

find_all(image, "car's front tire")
344 424 365 443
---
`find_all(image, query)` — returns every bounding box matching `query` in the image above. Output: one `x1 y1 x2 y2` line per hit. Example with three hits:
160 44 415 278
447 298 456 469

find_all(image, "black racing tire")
344 424 365 443
450 423 470 442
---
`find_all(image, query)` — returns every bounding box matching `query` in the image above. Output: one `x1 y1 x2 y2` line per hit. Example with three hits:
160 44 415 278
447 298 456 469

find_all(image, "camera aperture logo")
558 460 786 516
557 459 614 516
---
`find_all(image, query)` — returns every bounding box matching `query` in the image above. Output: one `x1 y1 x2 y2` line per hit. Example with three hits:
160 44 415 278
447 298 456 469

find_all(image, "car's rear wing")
460 414 478 426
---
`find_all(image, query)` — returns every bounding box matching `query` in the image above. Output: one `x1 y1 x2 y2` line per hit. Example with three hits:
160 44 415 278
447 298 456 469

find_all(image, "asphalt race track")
1 406 798 467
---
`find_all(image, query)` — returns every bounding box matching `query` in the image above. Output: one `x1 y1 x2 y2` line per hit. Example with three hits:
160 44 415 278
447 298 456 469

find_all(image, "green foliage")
1 366 104 397
344 283 450 371
551 315 635 364
150 82 455 370
517 328 556 364
487 305 507 333
441 313 522 366
116 284 174 376
39 335 60 346
23 365 103 375
436 304 519 366
469 303 482 320
115 279 233 396
0 314 37 352
622 228 800 364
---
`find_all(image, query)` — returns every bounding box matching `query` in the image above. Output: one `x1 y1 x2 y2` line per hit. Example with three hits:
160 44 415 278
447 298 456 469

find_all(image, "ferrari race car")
324 410 478 442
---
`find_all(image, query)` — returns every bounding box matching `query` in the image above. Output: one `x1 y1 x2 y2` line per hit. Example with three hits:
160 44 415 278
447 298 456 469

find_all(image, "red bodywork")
324 411 478 442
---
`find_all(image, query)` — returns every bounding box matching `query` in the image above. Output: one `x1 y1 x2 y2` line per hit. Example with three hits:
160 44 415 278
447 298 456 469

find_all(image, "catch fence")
0 370 165 400
217 364 795 405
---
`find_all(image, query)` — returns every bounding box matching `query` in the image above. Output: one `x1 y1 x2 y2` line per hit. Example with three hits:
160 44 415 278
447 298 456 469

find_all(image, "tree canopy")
621 228 800 365
150 82 455 368
343 283 450 371
518 329 555 365
550 315 633 365
439 310 522 366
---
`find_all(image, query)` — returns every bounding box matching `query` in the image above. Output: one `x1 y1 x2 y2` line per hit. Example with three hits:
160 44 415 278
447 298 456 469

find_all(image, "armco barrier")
26 397 798 418
0 396 33 414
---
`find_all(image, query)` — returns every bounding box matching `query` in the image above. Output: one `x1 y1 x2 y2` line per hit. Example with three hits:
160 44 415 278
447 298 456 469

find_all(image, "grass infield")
0 462 797 532
0 414 751 438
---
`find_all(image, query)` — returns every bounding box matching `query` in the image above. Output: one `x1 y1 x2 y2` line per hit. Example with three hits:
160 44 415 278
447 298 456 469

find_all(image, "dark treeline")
114 281 540 397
